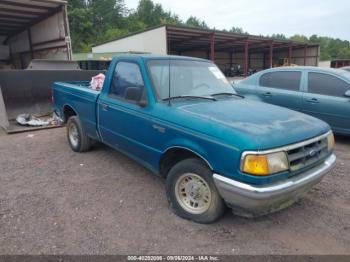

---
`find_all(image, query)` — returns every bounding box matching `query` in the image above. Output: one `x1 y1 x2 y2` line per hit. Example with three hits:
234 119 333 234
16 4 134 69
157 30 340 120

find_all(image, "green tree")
270 33 287 40
308 35 350 60
290 34 308 42
130 0 182 28
229 26 247 34
68 0 127 52
185 16 208 29
68 2 93 52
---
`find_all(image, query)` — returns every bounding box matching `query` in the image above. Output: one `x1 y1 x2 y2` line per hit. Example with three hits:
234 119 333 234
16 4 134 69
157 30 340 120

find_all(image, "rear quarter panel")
53 82 100 140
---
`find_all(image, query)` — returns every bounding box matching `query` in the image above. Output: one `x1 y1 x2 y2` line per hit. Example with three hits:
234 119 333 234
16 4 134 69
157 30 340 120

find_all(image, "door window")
110 62 145 101
308 72 350 97
259 71 301 91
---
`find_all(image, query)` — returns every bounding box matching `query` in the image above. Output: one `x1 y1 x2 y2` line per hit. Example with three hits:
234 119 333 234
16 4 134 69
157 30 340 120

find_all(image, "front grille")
287 137 328 172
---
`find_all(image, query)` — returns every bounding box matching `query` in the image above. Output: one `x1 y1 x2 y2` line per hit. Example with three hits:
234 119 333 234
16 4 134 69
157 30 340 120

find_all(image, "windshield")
147 59 235 100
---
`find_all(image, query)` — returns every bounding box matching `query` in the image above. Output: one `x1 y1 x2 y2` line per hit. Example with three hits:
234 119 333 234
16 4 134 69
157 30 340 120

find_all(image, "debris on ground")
16 112 60 127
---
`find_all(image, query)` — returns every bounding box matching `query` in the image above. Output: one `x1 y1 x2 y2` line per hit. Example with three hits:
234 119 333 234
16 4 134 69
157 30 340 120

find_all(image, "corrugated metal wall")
6 11 69 69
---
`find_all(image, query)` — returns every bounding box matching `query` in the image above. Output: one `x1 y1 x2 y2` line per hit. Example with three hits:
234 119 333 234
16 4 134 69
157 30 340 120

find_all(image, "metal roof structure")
165 24 318 53
92 25 320 76
94 24 318 53
0 0 67 38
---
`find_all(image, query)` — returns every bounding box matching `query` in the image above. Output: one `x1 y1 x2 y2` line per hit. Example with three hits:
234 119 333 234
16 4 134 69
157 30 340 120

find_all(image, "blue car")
233 67 350 135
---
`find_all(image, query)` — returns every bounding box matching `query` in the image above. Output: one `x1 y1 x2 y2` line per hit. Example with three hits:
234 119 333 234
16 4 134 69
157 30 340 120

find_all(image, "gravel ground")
0 127 349 255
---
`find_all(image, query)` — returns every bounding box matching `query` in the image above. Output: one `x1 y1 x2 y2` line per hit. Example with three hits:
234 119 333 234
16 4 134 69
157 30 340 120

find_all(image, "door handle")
306 98 320 104
263 92 272 97
101 103 110 110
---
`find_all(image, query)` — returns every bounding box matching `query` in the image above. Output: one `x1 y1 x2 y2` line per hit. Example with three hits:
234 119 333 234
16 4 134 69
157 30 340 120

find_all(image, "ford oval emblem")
308 149 317 157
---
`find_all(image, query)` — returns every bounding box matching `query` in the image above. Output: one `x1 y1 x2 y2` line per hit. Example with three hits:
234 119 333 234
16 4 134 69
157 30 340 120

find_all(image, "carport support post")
288 43 292 65
269 41 273 68
304 45 307 65
27 29 33 59
63 4 72 60
244 40 249 76
210 33 215 62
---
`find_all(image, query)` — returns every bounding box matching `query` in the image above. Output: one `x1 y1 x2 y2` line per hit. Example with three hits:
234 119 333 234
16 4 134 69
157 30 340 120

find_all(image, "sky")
125 0 350 40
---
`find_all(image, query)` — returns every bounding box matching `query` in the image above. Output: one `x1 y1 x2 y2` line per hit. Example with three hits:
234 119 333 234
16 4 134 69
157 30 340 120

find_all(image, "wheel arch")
63 104 78 123
159 146 213 177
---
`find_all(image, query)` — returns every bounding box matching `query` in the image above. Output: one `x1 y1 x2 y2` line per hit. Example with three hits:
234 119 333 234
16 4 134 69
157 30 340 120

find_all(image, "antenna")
168 58 171 106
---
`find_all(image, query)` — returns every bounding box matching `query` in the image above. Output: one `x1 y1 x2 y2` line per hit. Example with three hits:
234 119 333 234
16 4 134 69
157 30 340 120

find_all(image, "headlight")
241 151 289 176
327 132 335 151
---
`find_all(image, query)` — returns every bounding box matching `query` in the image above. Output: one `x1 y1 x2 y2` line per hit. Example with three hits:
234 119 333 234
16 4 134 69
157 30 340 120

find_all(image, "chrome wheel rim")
175 173 212 214
68 123 79 148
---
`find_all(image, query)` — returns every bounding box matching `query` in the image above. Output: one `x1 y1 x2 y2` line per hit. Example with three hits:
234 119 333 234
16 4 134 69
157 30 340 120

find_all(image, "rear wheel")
166 158 226 223
66 116 91 152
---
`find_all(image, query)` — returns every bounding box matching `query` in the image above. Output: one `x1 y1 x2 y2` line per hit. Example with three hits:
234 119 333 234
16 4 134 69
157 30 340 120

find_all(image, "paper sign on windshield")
209 66 229 84
209 66 225 79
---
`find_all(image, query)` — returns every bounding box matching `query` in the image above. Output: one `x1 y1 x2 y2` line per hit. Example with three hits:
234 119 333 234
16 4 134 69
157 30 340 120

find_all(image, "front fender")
163 138 214 170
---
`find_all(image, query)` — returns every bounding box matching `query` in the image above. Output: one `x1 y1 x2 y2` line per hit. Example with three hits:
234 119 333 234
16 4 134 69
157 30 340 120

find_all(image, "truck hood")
176 98 330 150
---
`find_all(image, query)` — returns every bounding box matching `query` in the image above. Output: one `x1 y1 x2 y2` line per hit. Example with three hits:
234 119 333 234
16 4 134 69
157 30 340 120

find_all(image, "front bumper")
213 153 336 217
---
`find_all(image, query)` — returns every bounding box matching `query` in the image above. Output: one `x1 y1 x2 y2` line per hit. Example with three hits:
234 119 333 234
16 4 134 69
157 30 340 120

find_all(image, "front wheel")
166 158 226 223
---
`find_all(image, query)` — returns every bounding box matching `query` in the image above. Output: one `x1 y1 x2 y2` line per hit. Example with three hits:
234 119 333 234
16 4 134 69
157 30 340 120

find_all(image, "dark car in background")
233 67 350 135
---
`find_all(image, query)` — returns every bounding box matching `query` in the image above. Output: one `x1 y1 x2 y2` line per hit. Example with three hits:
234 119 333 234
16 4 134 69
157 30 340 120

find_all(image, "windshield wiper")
210 92 244 98
163 95 217 101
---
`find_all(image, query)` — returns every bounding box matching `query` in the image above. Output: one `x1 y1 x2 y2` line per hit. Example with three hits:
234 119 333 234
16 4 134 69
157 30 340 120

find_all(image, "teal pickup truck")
52 55 336 223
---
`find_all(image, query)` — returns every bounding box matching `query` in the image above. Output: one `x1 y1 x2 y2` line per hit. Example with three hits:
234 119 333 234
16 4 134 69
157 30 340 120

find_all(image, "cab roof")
263 66 346 74
111 54 211 63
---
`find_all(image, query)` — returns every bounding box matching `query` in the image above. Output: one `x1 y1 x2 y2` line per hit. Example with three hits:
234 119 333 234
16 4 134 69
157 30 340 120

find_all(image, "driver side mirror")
125 86 147 107
345 90 350 98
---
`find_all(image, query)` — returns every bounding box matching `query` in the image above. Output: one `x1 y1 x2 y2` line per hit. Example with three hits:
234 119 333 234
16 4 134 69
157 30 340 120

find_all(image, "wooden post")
166 27 169 54
304 45 307 65
27 29 33 59
244 41 249 76
62 4 72 60
269 41 273 68
288 43 292 65
210 33 215 62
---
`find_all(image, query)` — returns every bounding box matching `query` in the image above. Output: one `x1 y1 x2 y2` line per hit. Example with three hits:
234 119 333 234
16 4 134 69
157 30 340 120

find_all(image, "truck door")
302 72 350 134
257 71 303 111
97 61 158 166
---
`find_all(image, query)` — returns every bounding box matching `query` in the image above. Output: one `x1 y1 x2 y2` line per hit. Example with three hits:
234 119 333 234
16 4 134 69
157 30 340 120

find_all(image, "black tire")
166 158 226 223
66 116 91 152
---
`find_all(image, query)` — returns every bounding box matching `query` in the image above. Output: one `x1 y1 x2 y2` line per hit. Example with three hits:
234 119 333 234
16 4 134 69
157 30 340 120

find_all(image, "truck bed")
52 81 101 140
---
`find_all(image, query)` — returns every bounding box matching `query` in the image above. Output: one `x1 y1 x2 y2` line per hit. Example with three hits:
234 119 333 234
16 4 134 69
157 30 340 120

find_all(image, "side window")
308 72 350 97
110 62 145 101
259 71 301 91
